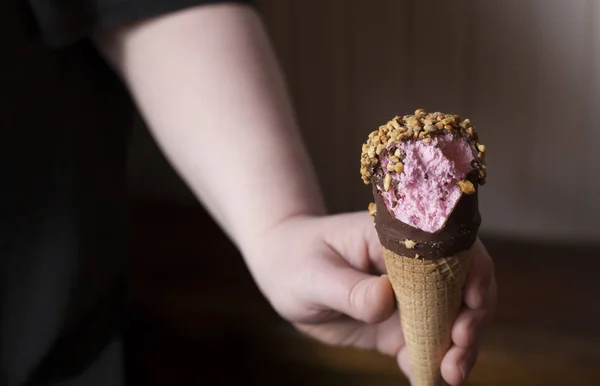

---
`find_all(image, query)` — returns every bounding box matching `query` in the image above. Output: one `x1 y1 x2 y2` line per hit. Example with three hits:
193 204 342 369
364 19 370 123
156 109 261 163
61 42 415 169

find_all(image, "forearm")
97 4 325 251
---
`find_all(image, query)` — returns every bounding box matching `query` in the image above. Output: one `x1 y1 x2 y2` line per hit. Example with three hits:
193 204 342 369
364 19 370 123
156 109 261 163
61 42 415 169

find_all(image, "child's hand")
243 212 496 385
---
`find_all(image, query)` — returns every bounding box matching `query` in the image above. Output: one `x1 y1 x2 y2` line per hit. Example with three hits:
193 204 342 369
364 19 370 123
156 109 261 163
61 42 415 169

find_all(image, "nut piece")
404 239 417 249
394 163 404 173
368 202 377 216
477 143 486 153
415 254 420 259
459 119 471 129
424 124 437 132
458 180 476 194
383 174 391 191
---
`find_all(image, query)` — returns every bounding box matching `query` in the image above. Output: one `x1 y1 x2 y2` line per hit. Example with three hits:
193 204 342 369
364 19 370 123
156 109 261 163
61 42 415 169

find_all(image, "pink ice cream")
378 134 475 233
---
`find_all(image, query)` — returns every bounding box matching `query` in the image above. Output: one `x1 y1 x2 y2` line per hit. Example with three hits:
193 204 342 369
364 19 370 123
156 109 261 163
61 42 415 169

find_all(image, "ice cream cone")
359 110 487 385
383 247 471 386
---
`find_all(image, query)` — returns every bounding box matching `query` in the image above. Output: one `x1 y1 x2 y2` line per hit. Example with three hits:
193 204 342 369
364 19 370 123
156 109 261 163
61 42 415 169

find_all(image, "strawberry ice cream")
377 134 475 233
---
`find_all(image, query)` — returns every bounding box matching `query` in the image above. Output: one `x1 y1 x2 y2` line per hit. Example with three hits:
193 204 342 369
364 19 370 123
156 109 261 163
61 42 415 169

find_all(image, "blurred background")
126 1 600 385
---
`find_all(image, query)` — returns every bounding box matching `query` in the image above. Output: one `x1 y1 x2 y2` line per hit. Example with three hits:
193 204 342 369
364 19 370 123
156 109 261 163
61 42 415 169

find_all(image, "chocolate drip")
372 185 480 259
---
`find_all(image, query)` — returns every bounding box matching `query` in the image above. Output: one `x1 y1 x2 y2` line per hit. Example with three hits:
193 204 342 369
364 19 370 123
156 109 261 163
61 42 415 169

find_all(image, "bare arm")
97 3 324 252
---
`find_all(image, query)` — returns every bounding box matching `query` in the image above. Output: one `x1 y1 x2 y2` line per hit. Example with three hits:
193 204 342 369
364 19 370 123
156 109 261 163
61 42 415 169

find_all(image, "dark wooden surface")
127 202 600 386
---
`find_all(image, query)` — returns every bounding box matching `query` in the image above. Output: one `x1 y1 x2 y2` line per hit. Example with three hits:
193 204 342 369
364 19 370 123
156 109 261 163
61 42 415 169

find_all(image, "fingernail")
460 349 477 382
459 353 470 381
459 362 467 382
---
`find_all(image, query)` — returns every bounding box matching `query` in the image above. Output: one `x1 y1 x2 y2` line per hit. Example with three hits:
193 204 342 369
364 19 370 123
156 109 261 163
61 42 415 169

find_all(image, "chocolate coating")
372 185 480 259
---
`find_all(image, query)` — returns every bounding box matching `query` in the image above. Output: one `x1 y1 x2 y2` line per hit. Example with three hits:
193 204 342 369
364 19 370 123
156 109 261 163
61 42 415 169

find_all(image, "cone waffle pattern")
383 248 471 386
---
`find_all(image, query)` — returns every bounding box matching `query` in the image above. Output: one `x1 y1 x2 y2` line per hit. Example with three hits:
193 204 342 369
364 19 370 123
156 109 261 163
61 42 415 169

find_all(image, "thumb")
312 262 395 324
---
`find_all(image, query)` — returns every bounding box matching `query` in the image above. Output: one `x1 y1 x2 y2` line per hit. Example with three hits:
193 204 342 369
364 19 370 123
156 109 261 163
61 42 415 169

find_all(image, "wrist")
238 206 325 259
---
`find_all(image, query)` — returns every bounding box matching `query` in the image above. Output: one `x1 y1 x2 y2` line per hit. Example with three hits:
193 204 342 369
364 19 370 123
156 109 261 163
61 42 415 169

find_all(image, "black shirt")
1 1 251 385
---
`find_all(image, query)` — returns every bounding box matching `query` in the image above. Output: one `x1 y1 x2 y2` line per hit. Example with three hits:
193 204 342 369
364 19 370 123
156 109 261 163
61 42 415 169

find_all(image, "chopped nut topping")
408 122 421 130
404 239 416 249
458 180 476 194
390 119 402 131
415 254 420 259
394 163 404 173
383 174 391 191
359 110 486 186
368 202 377 216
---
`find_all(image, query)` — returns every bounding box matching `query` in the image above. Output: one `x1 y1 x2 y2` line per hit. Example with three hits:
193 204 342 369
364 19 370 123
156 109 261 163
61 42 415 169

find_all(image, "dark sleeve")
26 0 254 47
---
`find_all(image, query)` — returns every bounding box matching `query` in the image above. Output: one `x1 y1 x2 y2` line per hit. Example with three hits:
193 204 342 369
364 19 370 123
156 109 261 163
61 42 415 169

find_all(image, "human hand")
242 211 496 385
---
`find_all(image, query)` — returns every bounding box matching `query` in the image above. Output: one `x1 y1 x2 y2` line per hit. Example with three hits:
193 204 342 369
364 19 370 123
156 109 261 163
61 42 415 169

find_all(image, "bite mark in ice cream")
378 134 475 233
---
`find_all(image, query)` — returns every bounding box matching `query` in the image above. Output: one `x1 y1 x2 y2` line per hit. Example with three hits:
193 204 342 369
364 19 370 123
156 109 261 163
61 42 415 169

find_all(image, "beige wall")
129 0 600 242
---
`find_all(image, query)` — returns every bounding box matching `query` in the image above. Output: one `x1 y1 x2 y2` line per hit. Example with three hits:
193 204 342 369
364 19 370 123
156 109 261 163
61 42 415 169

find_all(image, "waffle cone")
383 247 471 386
